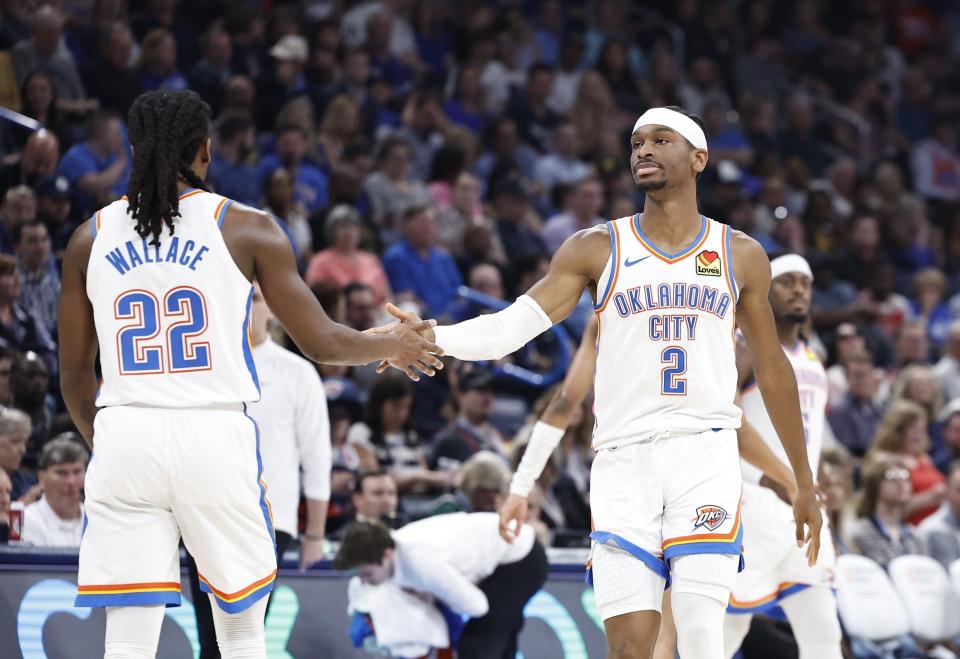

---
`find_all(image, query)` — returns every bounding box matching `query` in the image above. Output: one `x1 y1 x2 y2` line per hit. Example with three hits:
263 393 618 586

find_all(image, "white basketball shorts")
75 404 277 613
728 480 836 614
587 428 744 618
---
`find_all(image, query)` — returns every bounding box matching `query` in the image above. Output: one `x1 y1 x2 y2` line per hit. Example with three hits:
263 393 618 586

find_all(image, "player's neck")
639 194 702 246
776 323 801 350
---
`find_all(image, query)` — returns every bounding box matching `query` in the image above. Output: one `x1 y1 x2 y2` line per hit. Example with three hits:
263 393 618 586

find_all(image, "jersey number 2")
660 346 687 395
116 287 211 374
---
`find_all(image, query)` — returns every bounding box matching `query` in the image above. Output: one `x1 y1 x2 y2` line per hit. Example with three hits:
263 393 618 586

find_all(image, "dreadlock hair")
126 91 212 245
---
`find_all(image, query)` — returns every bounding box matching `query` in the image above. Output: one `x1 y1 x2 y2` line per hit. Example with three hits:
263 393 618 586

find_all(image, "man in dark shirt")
80 22 143 116
492 179 546 259
827 351 886 457
506 63 561 153
206 111 259 208
431 370 506 470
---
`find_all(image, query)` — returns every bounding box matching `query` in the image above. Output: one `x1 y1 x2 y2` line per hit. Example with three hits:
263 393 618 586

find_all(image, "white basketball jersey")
592 214 742 450
739 340 828 484
87 188 260 408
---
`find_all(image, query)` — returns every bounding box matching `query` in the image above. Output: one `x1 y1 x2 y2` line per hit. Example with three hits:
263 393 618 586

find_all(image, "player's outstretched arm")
732 233 821 564
224 205 442 377
59 220 99 446
499 315 598 542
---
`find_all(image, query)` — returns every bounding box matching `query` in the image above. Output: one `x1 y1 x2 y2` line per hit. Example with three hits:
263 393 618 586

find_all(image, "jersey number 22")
116 287 211 374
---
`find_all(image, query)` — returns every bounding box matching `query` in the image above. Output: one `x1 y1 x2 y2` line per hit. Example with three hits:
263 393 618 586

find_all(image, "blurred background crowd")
1 0 960 652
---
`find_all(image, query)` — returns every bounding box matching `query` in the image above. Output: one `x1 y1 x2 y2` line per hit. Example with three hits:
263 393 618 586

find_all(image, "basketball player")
723 254 842 659
58 91 441 659
381 105 822 659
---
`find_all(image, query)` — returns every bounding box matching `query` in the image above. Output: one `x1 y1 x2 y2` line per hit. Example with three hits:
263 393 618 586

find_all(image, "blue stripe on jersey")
89 214 97 239
217 199 234 228
241 287 261 394
724 224 739 301
593 221 619 311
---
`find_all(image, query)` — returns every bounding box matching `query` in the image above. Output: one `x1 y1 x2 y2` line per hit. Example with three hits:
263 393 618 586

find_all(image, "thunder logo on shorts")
692 505 728 532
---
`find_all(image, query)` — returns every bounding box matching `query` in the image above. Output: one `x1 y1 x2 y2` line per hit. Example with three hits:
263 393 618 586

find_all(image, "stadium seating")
889 555 960 643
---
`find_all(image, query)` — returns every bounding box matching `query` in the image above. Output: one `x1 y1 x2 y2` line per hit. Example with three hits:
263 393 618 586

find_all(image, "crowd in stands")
1 1 960 635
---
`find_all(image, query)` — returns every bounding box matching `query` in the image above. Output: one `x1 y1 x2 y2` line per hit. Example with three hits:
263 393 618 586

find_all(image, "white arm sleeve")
510 421 565 497
433 295 553 361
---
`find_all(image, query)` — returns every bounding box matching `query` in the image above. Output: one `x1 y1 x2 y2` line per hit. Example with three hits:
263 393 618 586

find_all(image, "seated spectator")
187 23 234 115
56 112 130 218
16 220 58 342
820 446 854 554
911 267 950 349
932 321 960 402
436 172 504 263
933 400 960 473
427 450 510 516
848 457 928 568
206 110 259 208
382 205 462 318
0 468 10 542
137 28 188 91
21 436 87 547
866 399 946 525
431 370 508 471
528 382 595 498
317 95 362 172
491 179 546 260
80 22 142 117
0 256 56 372
446 263 505 323
511 436 591 539
363 135 432 235
472 118 538 195
257 125 329 215
426 142 468 210
533 123 591 206
347 372 450 493
910 117 960 203
305 205 390 306
0 186 38 254
826 322 868 408
443 61 486 134
506 62 559 153
18 71 71 151
827 350 885 458
917 461 960 568
262 168 311 266
35 175 74 261
0 346 14 407
394 90 445 181
0 129 60 194
0 408 35 502
10 5 91 113
12 352 58 465
349 468 406 531
540 177 605 255
334 514 547 658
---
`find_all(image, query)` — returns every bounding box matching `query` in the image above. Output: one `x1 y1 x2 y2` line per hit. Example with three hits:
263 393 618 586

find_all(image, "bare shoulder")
221 202 279 236
64 219 95 276
553 225 612 279
729 228 765 260
729 229 770 291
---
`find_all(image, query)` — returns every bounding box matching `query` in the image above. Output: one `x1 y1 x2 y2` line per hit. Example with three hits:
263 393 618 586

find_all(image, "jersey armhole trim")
593 220 621 312
722 223 739 303
215 198 234 229
90 210 102 239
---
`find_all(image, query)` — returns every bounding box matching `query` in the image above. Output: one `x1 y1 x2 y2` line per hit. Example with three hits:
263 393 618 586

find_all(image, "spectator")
933 321 960 401
436 172 504 263
933 401 960 473
305 205 390 306
262 168 311 265
364 135 431 234
257 125 329 215
382 205 462 318
0 468 10 542
826 322 867 407
836 214 883 290
187 23 233 115
395 90 445 181
56 112 129 218
547 33 584 117
343 282 377 333
861 262 915 343
446 263 505 323
827 350 885 458
431 370 508 470
10 5 90 112
910 268 950 349
138 28 188 91
0 129 60 193
0 408 34 501
533 123 592 205
866 400 946 526
18 71 71 151
350 469 405 530
820 447 854 554
891 365 943 443
0 345 15 407
472 117 538 195
35 175 74 260
428 451 511 516
254 35 309 132
597 37 647 114
14 221 55 337
426 142 468 210
0 257 56 372
0 187 38 253
334 515 547 659
21 436 87 548
917 461 960 568
206 110 258 207
511 434 591 538
506 62 559 153
444 61 486 134
317 95 361 171
911 117 960 202
541 177 605 255
491 179 546 260
849 457 928 568
347 371 450 493
80 22 142 117
12 351 56 463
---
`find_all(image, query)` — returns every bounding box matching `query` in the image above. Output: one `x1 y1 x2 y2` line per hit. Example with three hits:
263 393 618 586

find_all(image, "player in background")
58 90 441 659
499 317 801 659
723 254 842 659
380 105 821 659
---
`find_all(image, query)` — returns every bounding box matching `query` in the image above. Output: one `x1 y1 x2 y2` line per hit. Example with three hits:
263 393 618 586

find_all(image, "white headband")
633 108 708 151
770 254 814 282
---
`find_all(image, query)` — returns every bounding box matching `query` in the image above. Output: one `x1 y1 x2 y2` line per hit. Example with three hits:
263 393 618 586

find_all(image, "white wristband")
433 295 552 362
509 421 566 497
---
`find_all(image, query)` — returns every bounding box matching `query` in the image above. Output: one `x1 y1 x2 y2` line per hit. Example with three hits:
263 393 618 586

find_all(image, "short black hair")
332 520 395 570
354 468 390 495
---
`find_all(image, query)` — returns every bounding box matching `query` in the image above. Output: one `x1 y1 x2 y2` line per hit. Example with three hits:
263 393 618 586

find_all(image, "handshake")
365 302 444 381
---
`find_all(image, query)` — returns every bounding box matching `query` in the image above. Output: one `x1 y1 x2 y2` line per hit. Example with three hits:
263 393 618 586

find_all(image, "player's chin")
636 176 668 192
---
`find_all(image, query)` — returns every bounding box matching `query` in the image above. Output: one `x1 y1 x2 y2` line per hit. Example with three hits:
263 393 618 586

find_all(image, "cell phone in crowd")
9 501 24 543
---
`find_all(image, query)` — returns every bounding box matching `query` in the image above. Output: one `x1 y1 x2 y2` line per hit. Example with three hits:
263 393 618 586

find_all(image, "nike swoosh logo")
624 255 651 267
